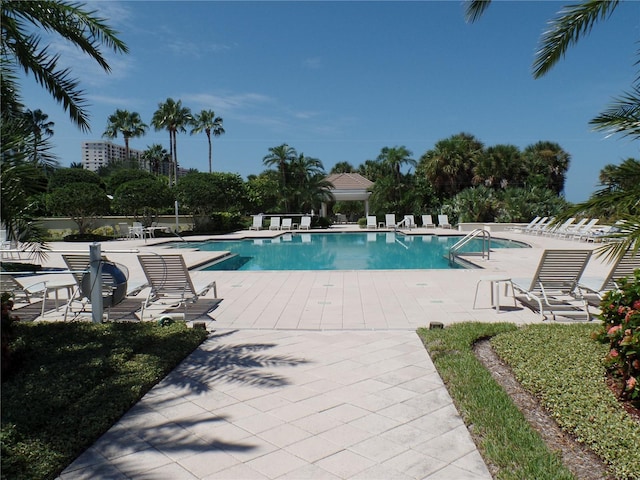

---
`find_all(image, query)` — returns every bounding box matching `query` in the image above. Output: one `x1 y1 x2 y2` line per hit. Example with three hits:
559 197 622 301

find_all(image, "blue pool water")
171 232 526 271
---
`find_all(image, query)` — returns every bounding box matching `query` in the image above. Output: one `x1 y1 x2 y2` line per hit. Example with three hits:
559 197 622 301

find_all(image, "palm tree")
23 109 55 164
331 161 355 174
418 133 483 199
522 141 570 195
142 144 170 176
376 146 416 183
287 153 332 212
103 110 148 163
1 1 128 132
473 144 523 189
263 144 297 211
152 98 192 185
190 110 225 173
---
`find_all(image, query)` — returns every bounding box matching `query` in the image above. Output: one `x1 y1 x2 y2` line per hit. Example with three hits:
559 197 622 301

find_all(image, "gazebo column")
364 199 369 216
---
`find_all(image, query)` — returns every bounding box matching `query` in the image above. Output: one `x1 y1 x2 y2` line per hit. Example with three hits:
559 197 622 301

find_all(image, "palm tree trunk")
207 131 212 173
172 130 178 184
167 131 173 186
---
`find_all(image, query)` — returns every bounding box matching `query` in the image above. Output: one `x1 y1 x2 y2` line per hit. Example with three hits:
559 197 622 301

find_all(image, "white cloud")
182 92 274 112
167 40 233 58
303 57 323 69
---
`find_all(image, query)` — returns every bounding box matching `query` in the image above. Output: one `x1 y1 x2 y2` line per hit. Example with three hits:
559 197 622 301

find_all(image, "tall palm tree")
263 144 297 211
23 109 54 164
152 98 192 185
376 146 416 183
103 109 148 163
1 1 128 132
287 153 331 212
190 110 225 173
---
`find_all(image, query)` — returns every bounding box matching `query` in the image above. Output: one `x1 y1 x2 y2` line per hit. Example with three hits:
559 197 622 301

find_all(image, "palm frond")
464 0 491 23
590 84 640 141
594 217 640 263
533 0 620 78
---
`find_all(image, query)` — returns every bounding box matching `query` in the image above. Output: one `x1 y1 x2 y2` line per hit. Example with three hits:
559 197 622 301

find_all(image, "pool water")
172 232 526 271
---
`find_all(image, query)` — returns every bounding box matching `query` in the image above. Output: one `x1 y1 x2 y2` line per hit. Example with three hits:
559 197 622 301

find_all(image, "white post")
89 243 103 323
175 200 179 232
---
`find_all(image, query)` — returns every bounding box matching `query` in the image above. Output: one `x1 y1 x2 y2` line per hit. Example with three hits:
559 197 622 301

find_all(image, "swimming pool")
171 232 527 271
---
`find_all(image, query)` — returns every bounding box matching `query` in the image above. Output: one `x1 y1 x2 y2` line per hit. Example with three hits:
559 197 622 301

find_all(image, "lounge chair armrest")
127 282 148 297
24 280 48 294
197 281 217 298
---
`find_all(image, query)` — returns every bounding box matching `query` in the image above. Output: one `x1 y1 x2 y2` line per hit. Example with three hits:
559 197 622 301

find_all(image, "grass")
1 321 208 480
417 322 640 480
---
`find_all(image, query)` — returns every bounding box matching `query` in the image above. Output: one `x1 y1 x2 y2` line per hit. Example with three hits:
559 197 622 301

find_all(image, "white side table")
473 276 516 313
41 281 76 316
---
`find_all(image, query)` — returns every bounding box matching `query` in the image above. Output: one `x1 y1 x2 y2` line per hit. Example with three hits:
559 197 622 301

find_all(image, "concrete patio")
8 226 612 479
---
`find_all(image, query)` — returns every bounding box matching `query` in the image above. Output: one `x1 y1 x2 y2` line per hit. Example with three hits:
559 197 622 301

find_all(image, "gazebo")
321 173 374 218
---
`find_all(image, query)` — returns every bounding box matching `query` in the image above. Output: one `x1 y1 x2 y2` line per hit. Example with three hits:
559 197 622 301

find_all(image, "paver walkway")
60 329 491 479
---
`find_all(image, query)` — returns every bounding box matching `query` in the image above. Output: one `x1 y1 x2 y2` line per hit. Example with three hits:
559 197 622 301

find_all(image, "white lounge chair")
366 216 377 229
421 215 435 229
385 214 396 228
269 217 281 230
553 218 589 239
531 217 555 235
137 254 220 321
572 218 599 241
578 248 640 301
438 214 451 229
508 216 541 232
0 274 47 306
512 249 593 321
129 221 148 240
299 216 311 230
544 217 575 237
401 215 415 229
62 254 133 321
281 218 292 230
249 215 263 231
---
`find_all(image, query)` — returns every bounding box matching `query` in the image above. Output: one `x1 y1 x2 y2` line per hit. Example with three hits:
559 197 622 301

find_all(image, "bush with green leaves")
593 269 640 404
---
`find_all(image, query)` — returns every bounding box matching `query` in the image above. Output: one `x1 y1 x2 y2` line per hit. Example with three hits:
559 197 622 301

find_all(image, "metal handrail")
449 229 491 265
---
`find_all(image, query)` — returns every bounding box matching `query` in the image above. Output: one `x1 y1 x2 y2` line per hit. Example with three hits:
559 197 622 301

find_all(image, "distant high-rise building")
81 141 145 172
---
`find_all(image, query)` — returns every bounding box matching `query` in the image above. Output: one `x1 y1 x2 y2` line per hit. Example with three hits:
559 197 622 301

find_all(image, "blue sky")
20 0 640 202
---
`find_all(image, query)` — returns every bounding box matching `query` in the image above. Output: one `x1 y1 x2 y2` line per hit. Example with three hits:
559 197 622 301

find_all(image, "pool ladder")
449 229 491 266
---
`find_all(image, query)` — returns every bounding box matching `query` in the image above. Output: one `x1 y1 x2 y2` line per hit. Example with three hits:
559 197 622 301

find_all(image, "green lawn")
418 322 640 480
1 321 208 480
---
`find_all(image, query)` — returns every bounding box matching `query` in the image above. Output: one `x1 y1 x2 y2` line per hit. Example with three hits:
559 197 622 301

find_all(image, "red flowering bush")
594 269 640 405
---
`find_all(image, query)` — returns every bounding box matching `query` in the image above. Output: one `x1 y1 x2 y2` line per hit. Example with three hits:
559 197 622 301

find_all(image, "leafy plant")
593 269 640 404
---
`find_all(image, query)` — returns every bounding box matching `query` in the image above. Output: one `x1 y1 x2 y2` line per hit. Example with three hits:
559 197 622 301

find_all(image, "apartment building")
81 141 144 172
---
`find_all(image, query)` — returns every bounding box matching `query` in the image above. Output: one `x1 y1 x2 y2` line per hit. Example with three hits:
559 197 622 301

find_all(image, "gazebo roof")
325 173 374 190
325 173 373 201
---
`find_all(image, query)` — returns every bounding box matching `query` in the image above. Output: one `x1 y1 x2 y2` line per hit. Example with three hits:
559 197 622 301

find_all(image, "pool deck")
9 226 613 479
